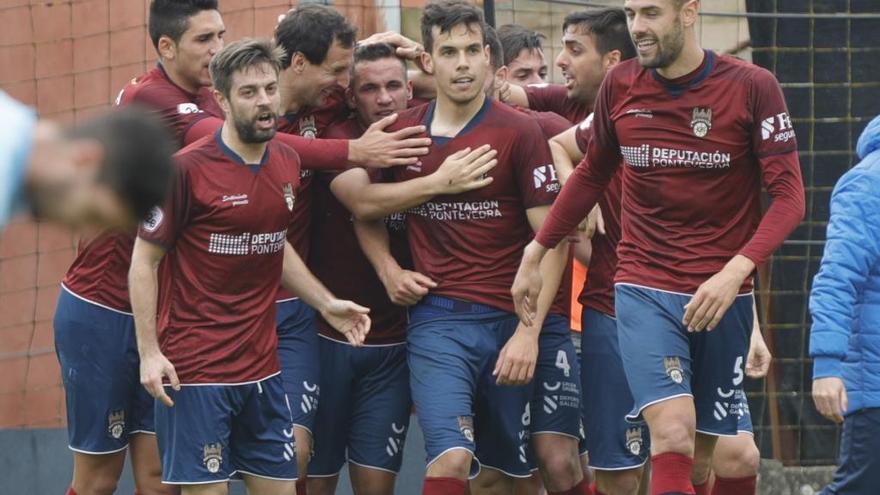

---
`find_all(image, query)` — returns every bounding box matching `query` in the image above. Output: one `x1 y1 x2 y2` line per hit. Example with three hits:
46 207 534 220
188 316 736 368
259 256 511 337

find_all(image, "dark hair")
563 8 636 60
484 25 503 71
420 0 486 54
275 4 357 68
210 38 286 97
148 0 218 50
68 106 176 221
352 42 407 79
496 24 545 67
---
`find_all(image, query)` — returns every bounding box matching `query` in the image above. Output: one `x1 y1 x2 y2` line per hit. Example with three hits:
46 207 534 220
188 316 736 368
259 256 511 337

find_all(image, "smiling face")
349 57 411 126
624 0 688 69
294 38 354 108
422 22 490 106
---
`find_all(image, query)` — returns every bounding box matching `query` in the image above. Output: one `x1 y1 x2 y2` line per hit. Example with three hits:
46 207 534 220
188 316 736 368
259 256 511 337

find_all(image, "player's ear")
291 51 307 74
157 35 176 61
496 66 509 82
214 89 230 114
681 0 700 28
345 85 356 110
604 49 621 70
406 80 414 100
420 50 434 75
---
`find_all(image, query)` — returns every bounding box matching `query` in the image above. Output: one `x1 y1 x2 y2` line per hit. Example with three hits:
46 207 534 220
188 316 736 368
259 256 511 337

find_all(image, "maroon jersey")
525 83 590 124
138 132 301 384
537 52 805 294
390 98 566 315
309 118 412 345
574 113 622 317
62 65 223 313
276 86 351 302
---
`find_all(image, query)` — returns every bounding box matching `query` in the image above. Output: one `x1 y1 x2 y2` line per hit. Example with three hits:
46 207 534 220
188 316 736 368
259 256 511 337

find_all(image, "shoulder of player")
323 118 362 139
713 53 779 87
120 72 196 112
386 104 430 133
267 138 302 166
173 134 217 167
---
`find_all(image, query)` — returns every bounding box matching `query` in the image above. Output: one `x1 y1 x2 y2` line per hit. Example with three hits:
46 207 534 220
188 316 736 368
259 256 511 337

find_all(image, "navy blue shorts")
531 314 583 441
822 408 880 495
408 296 532 478
54 286 155 454
276 298 320 434
309 337 411 476
580 308 649 469
154 374 297 484
615 284 752 436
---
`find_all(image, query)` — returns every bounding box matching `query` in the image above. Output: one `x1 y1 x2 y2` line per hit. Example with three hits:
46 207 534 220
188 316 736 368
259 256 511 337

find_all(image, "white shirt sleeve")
0 91 37 229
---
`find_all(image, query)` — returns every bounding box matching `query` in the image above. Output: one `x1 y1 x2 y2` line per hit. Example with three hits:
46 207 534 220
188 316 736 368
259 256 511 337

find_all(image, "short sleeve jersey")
525 83 590 124
538 51 803 294
275 86 350 302
62 64 223 312
138 132 302 384
389 98 565 315
309 118 413 345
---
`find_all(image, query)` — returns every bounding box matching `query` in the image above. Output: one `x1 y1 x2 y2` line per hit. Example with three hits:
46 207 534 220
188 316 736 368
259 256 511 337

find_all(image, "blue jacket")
0 91 36 228
810 114 880 414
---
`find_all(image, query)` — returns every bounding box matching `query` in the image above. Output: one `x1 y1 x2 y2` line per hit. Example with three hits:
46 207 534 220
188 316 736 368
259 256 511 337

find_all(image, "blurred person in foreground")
810 114 880 495
0 90 173 232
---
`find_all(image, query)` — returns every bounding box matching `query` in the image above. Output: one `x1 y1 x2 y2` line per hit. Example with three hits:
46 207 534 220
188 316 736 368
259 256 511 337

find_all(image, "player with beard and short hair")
503 8 634 125
350 2 586 494
495 24 548 86
513 2 805 495
130 38 371 494
54 2 225 494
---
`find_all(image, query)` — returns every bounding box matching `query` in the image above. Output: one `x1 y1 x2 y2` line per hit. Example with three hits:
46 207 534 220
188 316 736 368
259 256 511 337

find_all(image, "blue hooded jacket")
810 114 880 414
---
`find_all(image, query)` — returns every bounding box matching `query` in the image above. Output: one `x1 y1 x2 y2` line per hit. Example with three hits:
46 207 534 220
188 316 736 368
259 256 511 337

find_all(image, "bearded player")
129 38 370 493
513 2 805 495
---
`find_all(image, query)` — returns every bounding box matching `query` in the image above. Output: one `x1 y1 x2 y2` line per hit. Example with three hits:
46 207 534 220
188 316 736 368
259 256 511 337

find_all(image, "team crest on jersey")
142 206 164 232
283 183 296 211
458 416 475 443
107 410 125 439
690 107 712 138
625 427 644 456
203 443 223 473
299 116 317 139
664 356 684 384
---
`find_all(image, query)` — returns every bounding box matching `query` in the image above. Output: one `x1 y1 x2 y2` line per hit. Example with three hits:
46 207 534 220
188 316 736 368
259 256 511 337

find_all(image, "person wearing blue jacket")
810 113 880 494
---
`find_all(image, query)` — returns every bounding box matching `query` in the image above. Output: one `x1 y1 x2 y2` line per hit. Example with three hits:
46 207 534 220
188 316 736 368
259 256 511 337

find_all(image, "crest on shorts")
691 107 712 138
107 410 125 439
283 183 295 212
664 356 684 384
458 416 475 443
625 427 644 456
299 116 317 139
203 443 223 474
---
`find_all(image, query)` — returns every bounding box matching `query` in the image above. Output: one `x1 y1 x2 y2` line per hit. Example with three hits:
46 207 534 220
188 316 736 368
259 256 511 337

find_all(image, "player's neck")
655 41 705 80
159 61 200 95
220 123 268 164
281 89 305 115
432 92 486 137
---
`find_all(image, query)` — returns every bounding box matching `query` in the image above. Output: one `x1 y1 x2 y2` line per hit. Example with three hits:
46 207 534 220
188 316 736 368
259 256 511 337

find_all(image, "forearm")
353 218 400 283
348 176 444 221
281 242 334 312
534 159 609 249
550 140 576 185
129 255 161 356
531 243 568 330
274 133 351 170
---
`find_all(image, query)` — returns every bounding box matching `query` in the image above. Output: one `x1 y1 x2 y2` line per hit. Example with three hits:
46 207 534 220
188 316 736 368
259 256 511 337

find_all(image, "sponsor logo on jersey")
407 200 503 221
760 112 795 143
142 206 164 232
533 165 561 193
626 426 644 456
620 144 731 169
299 116 318 139
222 194 249 207
624 108 653 119
203 443 223 473
177 103 201 115
207 229 288 256
458 415 475 443
664 356 684 384
107 410 125 439
283 183 295 212
690 107 712 138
